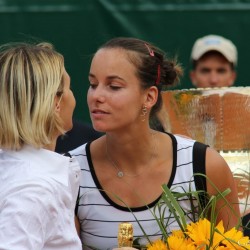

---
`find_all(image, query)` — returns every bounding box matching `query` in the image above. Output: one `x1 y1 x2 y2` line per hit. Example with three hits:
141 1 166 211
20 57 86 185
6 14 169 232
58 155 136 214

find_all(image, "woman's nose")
89 85 106 102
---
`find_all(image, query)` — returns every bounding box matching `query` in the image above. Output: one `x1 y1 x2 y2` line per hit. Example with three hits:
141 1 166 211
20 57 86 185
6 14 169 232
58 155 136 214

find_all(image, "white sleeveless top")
70 133 202 250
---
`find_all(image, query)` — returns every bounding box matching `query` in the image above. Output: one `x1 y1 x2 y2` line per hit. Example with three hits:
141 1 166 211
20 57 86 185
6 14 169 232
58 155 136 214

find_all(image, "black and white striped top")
70 133 204 250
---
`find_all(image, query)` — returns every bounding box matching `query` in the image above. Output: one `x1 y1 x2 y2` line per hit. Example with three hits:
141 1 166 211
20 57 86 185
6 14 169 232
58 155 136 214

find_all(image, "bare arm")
75 215 80 236
206 147 241 230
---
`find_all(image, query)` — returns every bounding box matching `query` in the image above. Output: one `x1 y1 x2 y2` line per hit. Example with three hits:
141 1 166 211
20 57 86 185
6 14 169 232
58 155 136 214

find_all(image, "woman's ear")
55 94 63 112
144 86 158 109
55 103 60 112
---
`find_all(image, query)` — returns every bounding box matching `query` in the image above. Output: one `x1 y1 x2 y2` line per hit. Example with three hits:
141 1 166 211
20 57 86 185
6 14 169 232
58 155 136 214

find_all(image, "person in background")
70 37 240 249
56 119 102 153
190 34 237 88
190 35 250 236
0 42 81 249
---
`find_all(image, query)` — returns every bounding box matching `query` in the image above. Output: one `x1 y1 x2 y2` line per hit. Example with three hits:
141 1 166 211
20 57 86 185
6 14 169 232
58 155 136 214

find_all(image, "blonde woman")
0 42 81 249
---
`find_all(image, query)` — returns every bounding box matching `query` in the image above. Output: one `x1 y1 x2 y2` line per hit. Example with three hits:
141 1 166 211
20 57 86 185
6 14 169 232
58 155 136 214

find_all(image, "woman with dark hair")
70 37 240 249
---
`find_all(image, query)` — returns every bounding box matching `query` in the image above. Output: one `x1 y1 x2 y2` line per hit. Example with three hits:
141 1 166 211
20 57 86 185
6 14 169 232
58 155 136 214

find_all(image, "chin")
64 121 73 133
93 126 106 133
92 123 107 133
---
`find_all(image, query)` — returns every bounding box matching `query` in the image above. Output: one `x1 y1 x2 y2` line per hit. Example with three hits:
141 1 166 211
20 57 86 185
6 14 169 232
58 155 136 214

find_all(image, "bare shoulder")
205 147 240 228
89 135 106 155
205 147 234 195
206 147 229 171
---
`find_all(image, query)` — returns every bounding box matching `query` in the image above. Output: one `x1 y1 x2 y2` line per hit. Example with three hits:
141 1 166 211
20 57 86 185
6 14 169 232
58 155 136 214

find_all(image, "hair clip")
144 43 154 57
155 64 161 85
144 43 160 85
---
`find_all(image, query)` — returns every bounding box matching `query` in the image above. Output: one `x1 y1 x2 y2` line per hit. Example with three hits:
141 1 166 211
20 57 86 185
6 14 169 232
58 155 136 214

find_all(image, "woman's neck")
105 129 159 176
43 139 57 151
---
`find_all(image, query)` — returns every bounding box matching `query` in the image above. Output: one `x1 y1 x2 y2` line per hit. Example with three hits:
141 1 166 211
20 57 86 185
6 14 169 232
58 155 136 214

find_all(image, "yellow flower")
216 246 236 250
167 234 195 250
147 239 167 250
186 218 225 248
186 218 211 246
171 229 185 238
144 183 250 249
222 227 250 250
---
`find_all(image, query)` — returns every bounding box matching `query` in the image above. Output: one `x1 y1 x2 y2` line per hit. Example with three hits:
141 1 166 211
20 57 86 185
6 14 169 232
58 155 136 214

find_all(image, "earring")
141 105 148 122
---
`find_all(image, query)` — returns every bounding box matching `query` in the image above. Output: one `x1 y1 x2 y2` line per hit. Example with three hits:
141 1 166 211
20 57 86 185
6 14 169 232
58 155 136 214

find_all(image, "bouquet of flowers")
147 218 249 250
144 183 249 250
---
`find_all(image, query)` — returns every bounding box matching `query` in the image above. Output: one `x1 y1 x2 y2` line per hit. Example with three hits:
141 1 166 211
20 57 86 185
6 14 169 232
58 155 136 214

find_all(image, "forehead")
194 54 234 72
93 47 139 65
198 52 231 66
90 48 138 75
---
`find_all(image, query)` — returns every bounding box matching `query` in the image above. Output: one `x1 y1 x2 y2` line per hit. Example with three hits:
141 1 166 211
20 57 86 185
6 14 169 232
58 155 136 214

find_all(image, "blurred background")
1 0 250 123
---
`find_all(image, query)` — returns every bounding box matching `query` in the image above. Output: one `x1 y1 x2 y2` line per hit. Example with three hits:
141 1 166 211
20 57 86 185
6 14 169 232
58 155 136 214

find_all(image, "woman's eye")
109 85 121 90
89 83 97 89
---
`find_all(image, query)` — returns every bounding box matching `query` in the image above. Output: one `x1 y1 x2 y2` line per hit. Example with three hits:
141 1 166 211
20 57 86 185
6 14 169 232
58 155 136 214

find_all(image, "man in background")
190 34 237 88
190 35 250 236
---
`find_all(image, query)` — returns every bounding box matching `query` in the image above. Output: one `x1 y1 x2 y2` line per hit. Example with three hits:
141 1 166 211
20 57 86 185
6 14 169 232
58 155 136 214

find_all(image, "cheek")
72 96 76 110
62 92 76 112
87 88 94 102
87 93 92 108
67 92 76 109
197 73 207 79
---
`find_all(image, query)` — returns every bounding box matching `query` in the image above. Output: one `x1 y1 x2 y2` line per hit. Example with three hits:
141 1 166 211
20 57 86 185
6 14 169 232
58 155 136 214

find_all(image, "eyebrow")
88 73 125 81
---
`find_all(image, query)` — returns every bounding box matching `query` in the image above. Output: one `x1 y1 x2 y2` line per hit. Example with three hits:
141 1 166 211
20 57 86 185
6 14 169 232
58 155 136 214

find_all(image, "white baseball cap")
191 34 237 66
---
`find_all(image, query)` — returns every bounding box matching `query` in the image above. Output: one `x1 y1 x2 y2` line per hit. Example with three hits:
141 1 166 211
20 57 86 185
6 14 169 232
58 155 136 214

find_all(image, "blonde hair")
0 42 65 150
